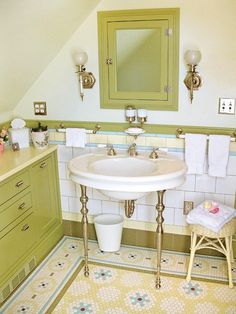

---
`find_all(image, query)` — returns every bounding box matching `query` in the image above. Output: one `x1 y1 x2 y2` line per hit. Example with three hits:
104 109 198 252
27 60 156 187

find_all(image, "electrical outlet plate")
183 201 194 215
218 98 235 115
34 102 47 115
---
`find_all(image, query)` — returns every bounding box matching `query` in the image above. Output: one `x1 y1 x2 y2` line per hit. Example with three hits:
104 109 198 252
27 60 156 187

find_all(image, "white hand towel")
208 135 230 177
186 201 236 233
66 128 87 148
184 133 207 174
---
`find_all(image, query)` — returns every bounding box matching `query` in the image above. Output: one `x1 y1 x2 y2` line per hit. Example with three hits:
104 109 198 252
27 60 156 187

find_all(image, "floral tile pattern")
1 236 235 313
53 264 236 314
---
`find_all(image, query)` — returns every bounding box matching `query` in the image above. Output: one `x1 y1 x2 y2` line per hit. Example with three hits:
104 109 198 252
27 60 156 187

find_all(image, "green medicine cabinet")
98 8 180 111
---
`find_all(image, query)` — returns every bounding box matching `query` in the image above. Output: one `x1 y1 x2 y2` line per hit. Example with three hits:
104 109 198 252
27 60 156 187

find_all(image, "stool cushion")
189 217 236 238
187 201 236 233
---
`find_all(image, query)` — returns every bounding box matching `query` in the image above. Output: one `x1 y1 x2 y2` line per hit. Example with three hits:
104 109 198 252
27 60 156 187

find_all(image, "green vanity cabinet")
0 211 38 281
30 153 62 239
0 147 63 303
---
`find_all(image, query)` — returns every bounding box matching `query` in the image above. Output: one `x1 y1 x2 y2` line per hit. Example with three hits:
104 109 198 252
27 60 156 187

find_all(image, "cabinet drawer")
0 191 32 233
0 170 30 206
0 212 37 279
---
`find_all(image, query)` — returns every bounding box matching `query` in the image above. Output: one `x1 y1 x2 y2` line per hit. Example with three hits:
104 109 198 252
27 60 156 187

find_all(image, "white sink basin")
90 157 157 176
69 152 187 200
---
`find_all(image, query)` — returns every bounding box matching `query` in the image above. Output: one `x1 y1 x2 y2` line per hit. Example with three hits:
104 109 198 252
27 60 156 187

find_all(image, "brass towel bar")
56 123 101 134
176 128 236 142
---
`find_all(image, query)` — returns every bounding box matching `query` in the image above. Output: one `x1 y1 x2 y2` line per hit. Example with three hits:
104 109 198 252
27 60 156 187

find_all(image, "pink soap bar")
209 207 219 214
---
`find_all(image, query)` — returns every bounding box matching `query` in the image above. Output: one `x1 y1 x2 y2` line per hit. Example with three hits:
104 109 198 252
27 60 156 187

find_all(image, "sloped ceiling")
0 0 101 114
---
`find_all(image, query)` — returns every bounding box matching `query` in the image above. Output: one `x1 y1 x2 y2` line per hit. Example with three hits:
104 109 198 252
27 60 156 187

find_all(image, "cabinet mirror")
98 8 179 110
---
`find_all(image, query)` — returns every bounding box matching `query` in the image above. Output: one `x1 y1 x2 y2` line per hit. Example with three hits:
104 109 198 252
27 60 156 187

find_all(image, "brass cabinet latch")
106 58 113 65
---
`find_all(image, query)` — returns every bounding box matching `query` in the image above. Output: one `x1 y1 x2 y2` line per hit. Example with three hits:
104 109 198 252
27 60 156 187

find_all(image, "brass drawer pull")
106 57 113 65
21 224 30 231
15 180 24 188
40 162 47 168
18 202 26 210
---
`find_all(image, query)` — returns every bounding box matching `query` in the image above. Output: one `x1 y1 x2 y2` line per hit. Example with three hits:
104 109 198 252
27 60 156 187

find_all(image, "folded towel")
185 133 207 174
208 135 230 177
66 128 87 148
186 201 236 233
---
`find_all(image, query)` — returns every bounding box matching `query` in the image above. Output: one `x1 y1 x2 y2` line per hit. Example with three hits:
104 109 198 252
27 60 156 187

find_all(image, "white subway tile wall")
55 132 236 229
195 174 216 193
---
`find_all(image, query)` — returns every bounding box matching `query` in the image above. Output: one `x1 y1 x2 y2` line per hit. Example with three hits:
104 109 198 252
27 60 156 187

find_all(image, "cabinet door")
31 153 61 238
0 212 37 279
108 20 168 102
98 8 179 110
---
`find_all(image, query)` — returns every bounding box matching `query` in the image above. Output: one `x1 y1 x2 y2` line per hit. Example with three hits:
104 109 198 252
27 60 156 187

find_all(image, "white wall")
14 0 236 128
0 0 101 114
0 111 13 124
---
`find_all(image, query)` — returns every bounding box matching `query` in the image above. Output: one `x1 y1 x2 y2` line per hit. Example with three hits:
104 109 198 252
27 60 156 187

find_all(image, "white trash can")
94 214 124 252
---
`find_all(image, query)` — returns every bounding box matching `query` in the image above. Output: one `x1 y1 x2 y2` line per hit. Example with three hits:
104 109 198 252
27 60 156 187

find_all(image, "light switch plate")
218 98 235 115
34 102 47 115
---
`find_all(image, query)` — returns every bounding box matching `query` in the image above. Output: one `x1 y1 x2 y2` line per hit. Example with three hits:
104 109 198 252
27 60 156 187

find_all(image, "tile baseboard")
63 219 230 257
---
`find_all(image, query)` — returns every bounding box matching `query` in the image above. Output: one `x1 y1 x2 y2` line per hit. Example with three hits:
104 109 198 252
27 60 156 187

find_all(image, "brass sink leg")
155 190 166 289
80 184 89 277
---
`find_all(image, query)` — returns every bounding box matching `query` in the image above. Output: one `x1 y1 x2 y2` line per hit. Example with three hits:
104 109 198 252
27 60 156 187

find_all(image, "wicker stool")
186 218 236 288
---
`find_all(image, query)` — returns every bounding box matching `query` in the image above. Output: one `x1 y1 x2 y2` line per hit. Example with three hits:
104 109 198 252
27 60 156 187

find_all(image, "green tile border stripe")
1 119 235 137
24 119 236 136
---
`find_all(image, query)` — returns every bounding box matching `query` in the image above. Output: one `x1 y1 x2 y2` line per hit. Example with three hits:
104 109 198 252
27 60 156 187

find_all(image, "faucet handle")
130 143 136 149
128 143 138 156
107 144 117 156
149 147 159 159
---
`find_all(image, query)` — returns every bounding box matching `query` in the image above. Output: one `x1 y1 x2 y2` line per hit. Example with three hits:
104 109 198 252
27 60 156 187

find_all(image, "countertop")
0 145 57 182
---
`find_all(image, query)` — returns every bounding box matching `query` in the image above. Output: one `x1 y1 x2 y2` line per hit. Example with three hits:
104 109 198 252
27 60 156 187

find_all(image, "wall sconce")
125 105 136 124
125 105 148 126
184 50 202 103
137 109 147 127
124 105 147 138
73 51 96 100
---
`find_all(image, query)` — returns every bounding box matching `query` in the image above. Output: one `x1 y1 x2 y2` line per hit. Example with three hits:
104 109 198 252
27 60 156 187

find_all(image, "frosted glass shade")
125 108 136 117
73 51 88 65
137 109 147 118
184 50 201 65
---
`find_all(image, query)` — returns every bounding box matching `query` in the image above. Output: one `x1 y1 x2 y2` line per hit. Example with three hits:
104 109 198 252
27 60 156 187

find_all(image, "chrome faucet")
107 144 116 156
128 143 138 156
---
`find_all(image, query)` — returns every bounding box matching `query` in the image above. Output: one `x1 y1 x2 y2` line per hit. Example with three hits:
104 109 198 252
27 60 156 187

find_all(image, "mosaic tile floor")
52 263 236 314
1 236 236 313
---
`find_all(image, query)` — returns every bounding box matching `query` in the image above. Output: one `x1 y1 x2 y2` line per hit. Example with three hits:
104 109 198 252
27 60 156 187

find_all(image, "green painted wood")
30 152 62 239
0 190 32 233
33 223 63 265
0 211 38 279
0 150 63 292
107 20 168 101
0 170 30 206
0 121 11 130
25 119 236 137
97 8 179 110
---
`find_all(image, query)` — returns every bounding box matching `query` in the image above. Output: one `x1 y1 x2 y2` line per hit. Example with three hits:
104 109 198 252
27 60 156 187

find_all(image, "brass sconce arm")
184 65 202 103
184 50 202 103
73 51 96 101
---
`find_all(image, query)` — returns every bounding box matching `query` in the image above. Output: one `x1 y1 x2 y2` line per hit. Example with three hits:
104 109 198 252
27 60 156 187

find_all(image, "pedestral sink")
68 150 187 289
68 152 187 200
